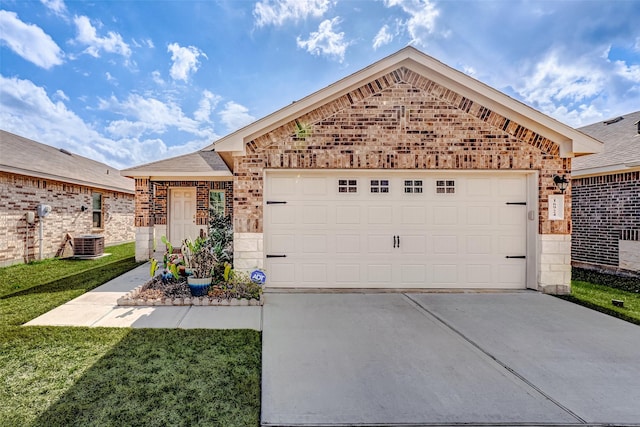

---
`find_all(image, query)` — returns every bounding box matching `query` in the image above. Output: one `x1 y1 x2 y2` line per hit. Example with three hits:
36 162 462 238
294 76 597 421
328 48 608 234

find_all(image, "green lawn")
563 280 640 326
0 244 261 426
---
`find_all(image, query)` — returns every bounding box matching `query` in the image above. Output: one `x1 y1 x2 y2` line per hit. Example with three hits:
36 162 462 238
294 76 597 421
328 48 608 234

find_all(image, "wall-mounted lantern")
553 174 569 194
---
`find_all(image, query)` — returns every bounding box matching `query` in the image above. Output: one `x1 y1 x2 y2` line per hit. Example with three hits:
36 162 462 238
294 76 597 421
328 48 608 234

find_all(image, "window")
436 180 456 194
92 193 103 228
209 190 225 217
404 180 423 194
338 179 358 193
370 179 389 193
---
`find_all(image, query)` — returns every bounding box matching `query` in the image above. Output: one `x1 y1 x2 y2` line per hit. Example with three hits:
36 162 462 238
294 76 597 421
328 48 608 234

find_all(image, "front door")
169 188 197 247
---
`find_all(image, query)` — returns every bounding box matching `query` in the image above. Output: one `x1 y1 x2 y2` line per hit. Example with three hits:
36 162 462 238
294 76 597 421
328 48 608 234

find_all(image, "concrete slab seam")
88 305 118 327
176 306 194 329
401 293 587 425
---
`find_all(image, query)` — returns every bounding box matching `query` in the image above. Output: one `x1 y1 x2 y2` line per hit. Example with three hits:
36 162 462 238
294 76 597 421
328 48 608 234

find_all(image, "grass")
0 242 137 297
561 277 640 326
0 243 261 426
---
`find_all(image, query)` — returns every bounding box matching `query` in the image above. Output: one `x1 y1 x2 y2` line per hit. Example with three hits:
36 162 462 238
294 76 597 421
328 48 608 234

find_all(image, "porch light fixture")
553 174 569 193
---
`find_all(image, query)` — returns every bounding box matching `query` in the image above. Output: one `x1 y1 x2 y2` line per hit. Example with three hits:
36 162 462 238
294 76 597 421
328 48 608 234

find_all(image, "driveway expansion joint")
402 293 587 425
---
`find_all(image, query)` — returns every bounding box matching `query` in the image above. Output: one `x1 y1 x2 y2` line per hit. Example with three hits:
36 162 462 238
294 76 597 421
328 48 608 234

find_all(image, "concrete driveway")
262 292 640 426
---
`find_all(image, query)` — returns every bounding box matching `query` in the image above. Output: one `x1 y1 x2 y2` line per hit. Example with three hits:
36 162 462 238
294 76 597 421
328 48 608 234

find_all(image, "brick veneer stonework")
133 179 233 260
233 67 571 236
0 171 134 266
228 66 573 293
572 171 640 272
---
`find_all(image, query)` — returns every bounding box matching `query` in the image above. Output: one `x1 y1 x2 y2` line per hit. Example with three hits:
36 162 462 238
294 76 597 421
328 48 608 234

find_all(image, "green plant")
149 258 159 277
208 212 234 282
182 237 216 279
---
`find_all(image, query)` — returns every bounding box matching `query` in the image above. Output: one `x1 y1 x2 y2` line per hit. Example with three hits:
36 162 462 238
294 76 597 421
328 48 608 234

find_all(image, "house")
122 47 603 294
0 130 135 266
572 111 640 274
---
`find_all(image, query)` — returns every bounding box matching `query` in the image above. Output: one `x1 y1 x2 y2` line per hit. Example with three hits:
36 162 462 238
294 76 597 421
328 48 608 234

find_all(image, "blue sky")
1 0 639 169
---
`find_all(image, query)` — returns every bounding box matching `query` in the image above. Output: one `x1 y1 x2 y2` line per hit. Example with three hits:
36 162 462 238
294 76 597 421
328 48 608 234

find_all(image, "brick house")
123 47 602 294
572 111 640 274
0 130 135 266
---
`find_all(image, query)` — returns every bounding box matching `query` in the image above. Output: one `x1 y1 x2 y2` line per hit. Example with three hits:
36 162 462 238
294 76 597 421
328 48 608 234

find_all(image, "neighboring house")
123 47 602 294
0 130 135 266
572 111 640 274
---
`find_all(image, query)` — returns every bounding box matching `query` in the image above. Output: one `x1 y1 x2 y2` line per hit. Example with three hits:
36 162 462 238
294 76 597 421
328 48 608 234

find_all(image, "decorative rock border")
117 284 264 307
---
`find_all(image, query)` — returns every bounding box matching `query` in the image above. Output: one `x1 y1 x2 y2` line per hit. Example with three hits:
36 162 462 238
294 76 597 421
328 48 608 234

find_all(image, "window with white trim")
209 190 225 217
92 193 103 228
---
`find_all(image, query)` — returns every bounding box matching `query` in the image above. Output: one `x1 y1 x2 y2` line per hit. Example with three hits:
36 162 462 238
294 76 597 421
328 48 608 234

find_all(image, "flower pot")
187 277 211 297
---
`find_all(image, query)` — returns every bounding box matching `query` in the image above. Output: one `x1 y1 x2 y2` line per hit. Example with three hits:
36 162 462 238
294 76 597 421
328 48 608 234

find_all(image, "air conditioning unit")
74 235 105 257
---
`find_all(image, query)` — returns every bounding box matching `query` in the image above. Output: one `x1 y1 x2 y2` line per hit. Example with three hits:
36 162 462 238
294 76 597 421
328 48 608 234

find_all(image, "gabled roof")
209 46 602 168
573 111 640 177
121 150 231 179
0 130 134 194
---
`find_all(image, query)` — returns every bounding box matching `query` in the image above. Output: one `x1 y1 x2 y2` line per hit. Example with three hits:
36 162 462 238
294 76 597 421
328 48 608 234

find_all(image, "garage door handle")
397 235 400 248
505 202 527 205
393 235 397 248
266 254 287 258
505 255 526 259
266 201 287 205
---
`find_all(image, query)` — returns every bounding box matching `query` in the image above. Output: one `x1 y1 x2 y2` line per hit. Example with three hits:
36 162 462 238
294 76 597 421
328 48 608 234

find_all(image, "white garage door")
264 171 528 289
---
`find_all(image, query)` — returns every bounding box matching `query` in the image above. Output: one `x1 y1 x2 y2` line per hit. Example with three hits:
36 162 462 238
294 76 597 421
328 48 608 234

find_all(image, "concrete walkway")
25 263 262 330
262 292 640 426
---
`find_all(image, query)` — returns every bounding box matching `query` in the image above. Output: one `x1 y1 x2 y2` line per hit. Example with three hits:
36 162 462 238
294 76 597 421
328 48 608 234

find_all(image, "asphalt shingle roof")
0 130 134 193
574 111 640 173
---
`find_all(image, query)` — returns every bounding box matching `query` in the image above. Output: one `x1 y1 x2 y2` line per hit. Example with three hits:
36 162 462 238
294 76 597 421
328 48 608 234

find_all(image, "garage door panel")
335 264 360 283
367 206 393 224
433 264 458 284
336 206 361 224
335 234 360 253
268 234 295 253
433 206 459 225
367 235 393 253
265 172 528 289
302 235 327 254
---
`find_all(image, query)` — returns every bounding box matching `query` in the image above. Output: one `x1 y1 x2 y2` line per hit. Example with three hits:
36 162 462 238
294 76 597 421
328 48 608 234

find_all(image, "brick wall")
572 171 640 269
134 179 233 229
0 171 135 266
233 66 570 235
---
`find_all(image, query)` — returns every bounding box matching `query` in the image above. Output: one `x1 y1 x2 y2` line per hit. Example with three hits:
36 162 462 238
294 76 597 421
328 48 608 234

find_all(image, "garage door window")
436 180 456 194
370 179 389 193
338 179 358 193
404 180 423 193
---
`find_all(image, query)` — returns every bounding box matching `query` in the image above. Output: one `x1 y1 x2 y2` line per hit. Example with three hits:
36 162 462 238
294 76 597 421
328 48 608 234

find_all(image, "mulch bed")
117 276 263 306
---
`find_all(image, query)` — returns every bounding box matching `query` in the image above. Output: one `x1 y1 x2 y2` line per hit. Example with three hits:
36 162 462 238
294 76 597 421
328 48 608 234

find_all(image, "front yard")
0 243 261 427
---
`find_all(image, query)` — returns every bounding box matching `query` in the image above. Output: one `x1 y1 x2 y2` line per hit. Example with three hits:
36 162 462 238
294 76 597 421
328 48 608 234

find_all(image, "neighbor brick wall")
572 171 640 268
233 66 570 235
0 171 134 266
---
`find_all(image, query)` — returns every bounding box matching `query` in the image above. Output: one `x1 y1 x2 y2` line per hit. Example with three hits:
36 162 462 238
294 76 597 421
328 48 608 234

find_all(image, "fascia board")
571 164 640 178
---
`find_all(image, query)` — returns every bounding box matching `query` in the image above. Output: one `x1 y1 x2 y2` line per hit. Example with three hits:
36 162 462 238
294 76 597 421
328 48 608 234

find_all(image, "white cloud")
151 70 165 85
254 0 332 27
517 51 606 106
53 89 69 101
40 0 67 16
296 17 350 62
218 101 255 132
383 0 440 46
0 74 217 168
373 25 393 50
167 43 206 82
194 90 221 122
105 72 115 82
99 93 205 137
73 15 131 58
0 10 64 69
614 60 640 82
